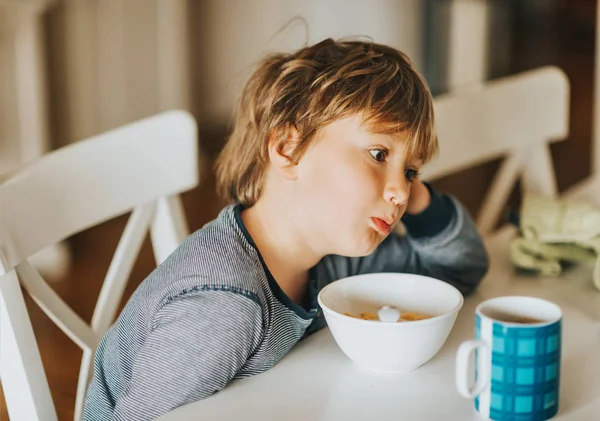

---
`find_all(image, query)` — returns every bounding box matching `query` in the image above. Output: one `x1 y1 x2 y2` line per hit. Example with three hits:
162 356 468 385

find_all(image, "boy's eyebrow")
402 150 424 167
407 158 424 168
376 132 429 165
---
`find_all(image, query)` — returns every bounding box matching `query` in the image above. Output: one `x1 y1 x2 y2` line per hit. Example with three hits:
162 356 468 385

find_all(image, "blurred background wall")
41 0 425 151
3 0 594 213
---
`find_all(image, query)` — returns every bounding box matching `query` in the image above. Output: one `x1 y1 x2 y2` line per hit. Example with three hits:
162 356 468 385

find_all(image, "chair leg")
151 195 189 264
477 154 523 235
74 348 94 421
521 143 558 198
0 271 58 421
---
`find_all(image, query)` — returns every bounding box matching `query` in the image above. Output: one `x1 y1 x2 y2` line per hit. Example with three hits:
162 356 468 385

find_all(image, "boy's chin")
334 236 383 257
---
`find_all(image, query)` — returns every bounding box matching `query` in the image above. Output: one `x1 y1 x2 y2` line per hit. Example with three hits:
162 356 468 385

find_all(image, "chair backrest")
0 110 199 421
423 66 570 234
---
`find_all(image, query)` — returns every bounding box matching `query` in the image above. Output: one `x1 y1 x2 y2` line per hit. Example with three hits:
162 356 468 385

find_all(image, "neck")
241 189 323 305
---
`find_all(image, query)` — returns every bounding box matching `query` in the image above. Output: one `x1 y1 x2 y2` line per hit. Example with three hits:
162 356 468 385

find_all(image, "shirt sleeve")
400 181 455 238
111 289 263 421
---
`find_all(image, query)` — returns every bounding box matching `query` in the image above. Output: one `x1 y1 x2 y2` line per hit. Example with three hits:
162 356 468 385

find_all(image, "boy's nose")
384 176 410 206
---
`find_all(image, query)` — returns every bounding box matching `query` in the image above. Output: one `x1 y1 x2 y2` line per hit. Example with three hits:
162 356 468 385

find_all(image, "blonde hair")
215 38 438 206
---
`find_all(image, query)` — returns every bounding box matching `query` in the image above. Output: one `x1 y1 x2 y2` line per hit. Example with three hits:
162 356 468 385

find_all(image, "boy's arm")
110 290 262 421
398 181 489 294
322 183 489 295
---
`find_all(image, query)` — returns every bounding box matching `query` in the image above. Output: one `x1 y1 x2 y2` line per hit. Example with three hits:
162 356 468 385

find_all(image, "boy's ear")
267 125 300 180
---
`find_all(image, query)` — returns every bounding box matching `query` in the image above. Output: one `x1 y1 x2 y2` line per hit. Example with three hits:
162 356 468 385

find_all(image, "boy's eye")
369 149 387 162
405 168 420 182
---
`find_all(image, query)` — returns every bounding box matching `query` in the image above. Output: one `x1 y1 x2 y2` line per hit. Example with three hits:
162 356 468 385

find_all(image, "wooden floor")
1 5 596 420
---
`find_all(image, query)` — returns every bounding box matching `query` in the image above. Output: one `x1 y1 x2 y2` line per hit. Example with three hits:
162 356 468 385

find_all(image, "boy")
83 38 489 421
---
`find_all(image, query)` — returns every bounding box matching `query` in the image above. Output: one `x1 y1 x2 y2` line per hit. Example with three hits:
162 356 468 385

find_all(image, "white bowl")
317 272 464 374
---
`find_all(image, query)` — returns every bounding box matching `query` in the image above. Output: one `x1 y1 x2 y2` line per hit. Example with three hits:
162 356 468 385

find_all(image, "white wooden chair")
422 66 570 235
0 110 199 421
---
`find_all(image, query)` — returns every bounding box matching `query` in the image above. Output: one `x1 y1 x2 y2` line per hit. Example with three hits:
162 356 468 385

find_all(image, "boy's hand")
405 179 431 215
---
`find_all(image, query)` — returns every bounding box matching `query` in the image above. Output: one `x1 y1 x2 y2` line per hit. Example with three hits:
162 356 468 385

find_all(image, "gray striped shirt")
83 192 488 420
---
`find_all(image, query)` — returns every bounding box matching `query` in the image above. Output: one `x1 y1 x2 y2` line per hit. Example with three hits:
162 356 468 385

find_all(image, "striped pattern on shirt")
83 196 488 420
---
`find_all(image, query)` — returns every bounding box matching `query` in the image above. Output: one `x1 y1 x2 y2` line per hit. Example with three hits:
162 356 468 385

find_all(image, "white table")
158 226 600 421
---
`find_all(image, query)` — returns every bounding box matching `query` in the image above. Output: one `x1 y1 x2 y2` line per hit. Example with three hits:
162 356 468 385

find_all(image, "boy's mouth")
370 217 392 235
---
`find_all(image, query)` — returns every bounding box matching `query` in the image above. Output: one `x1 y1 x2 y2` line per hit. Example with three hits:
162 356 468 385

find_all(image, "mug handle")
456 340 490 398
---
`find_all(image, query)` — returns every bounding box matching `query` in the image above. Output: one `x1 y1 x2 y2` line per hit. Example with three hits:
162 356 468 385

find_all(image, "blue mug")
456 296 562 421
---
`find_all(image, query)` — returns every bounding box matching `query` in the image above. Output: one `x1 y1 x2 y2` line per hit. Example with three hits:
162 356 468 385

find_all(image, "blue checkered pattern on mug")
475 315 561 421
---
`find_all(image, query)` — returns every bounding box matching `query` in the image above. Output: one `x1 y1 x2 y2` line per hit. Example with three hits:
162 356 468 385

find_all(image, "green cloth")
509 195 600 291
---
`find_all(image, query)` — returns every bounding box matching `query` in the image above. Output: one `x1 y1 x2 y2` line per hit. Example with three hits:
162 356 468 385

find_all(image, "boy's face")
291 114 423 257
